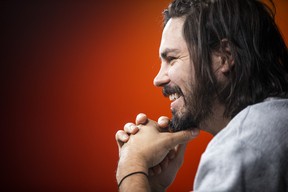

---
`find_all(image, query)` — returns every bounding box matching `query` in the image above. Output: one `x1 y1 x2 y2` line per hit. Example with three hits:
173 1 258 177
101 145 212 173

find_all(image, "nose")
153 65 170 87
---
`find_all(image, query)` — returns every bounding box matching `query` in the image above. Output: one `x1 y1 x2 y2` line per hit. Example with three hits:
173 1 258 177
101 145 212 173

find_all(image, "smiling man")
155 16 229 134
115 0 288 191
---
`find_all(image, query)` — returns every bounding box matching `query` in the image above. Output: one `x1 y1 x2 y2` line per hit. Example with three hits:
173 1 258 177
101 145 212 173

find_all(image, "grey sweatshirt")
194 98 288 192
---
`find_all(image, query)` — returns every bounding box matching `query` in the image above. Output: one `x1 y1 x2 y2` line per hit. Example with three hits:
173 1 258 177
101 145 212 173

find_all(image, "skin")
116 17 232 191
116 115 199 192
154 17 192 119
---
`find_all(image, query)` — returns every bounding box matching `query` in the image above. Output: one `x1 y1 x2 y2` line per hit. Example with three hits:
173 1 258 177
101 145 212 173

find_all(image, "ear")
219 39 234 74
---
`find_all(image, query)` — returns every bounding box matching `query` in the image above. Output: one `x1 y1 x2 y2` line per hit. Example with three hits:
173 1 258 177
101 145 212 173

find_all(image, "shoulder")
194 98 288 191
244 97 288 127
210 97 288 152
236 98 288 153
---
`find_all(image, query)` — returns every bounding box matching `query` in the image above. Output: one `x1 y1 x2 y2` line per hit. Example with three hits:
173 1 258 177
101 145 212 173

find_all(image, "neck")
200 102 230 136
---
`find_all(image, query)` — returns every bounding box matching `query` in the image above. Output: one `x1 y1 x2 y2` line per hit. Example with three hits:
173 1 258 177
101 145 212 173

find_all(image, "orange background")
1 0 287 191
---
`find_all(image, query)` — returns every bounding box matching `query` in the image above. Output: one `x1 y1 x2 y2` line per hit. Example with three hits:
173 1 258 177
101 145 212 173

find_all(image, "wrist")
116 156 148 183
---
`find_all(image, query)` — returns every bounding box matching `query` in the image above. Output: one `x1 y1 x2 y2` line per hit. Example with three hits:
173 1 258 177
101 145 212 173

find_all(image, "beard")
163 80 218 132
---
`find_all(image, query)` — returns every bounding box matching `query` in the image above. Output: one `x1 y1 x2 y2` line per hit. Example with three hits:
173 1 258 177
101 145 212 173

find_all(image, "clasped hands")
115 113 199 191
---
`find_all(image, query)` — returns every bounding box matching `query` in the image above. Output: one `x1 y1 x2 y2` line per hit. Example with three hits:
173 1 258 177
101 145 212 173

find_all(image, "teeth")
169 93 180 101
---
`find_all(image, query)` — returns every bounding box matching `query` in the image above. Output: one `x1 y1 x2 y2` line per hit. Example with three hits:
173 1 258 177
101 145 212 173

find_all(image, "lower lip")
170 96 183 110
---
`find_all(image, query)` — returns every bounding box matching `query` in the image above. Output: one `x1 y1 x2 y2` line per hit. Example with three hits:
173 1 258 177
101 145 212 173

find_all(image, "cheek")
168 65 191 87
168 68 182 86
167 67 176 81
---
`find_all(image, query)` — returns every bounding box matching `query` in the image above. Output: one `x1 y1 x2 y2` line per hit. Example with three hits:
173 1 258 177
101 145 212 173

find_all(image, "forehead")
159 17 187 56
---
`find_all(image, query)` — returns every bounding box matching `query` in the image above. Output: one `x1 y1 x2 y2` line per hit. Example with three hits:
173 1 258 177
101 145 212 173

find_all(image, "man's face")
154 17 215 131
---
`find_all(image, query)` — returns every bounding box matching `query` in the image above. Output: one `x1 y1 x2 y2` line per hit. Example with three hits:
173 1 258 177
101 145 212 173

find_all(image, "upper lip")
163 85 183 98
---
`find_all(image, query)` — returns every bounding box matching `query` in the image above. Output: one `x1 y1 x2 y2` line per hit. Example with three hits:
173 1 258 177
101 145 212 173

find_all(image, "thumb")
167 128 200 147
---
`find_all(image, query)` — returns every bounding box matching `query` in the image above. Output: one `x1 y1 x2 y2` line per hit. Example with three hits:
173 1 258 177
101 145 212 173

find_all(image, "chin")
169 109 198 132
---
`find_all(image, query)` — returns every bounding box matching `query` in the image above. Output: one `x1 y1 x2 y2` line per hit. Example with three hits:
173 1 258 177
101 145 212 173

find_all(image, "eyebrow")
160 48 181 60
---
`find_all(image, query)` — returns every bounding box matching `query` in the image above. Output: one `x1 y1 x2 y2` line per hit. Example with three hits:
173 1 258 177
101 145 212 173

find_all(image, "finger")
166 128 200 148
152 165 162 175
135 113 148 125
123 122 139 135
157 116 170 128
159 156 169 170
176 144 187 158
167 149 176 160
115 130 129 148
173 144 187 168
148 168 155 176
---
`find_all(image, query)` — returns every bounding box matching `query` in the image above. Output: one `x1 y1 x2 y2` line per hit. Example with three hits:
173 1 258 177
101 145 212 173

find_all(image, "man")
115 0 288 191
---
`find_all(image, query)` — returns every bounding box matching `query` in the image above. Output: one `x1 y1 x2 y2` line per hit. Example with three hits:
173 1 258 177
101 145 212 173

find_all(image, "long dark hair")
163 0 288 118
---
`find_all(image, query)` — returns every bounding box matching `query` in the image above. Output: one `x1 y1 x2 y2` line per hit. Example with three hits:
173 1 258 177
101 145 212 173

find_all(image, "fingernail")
130 124 139 132
122 134 128 140
158 119 165 125
128 125 134 132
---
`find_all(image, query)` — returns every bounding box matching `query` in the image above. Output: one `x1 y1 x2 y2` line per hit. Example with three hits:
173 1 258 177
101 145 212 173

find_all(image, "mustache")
162 85 183 97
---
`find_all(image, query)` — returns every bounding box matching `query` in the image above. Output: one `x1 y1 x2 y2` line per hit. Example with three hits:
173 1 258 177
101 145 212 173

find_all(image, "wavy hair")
163 0 288 118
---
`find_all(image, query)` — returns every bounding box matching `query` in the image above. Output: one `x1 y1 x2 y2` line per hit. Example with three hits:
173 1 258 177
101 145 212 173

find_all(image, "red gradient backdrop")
1 0 287 191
